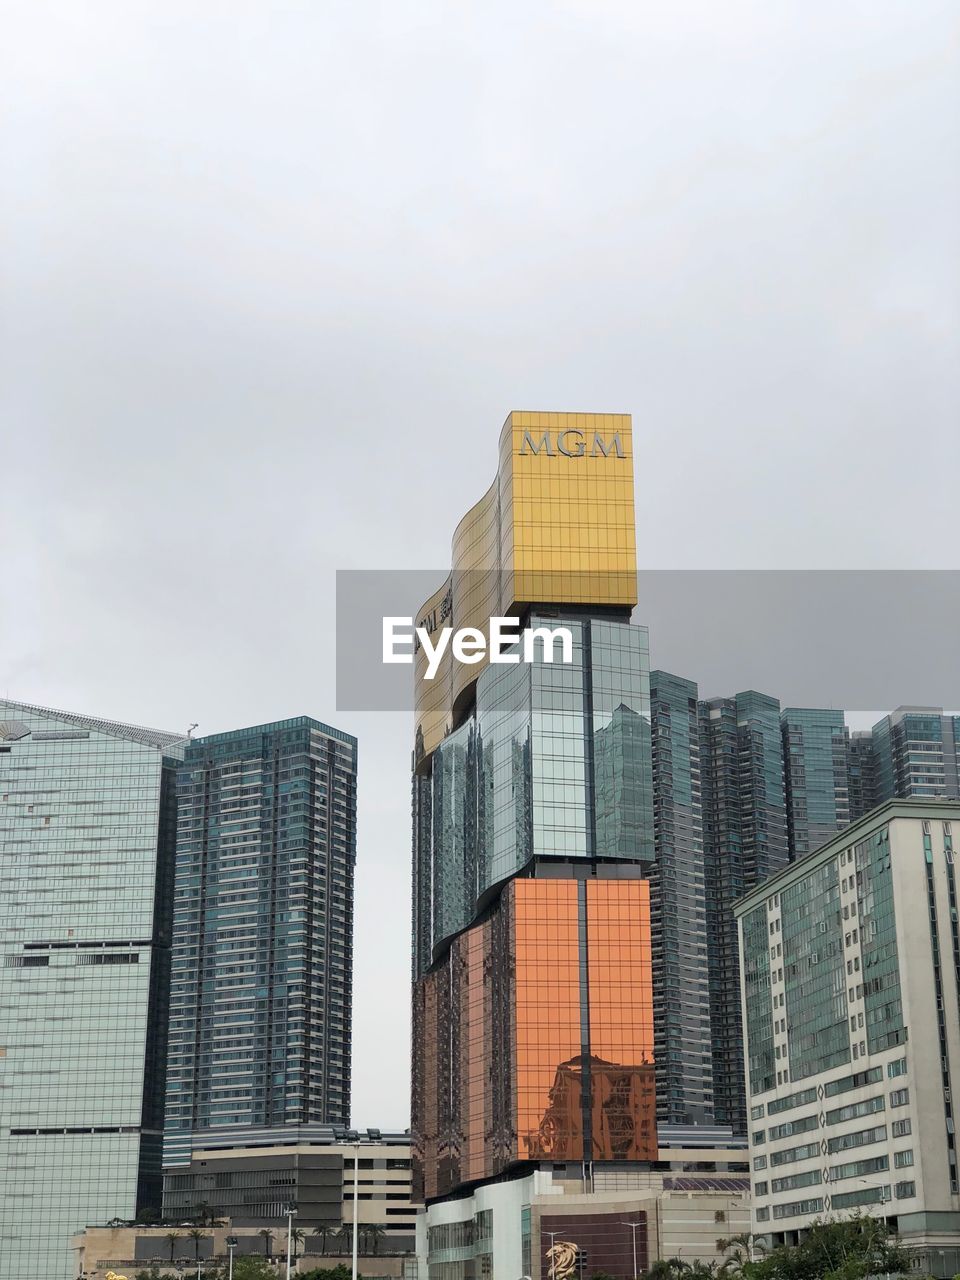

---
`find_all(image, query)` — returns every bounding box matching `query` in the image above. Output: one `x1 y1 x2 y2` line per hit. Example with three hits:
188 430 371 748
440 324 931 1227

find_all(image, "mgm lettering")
518 429 624 458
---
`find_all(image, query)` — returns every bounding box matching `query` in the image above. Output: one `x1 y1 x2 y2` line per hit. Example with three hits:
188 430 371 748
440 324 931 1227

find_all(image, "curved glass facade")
413 616 653 970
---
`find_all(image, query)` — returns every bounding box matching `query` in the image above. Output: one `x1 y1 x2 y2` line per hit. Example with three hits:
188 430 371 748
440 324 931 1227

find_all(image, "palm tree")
335 1224 353 1256
687 1264 718 1280
313 1223 335 1254
717 1233 760 1276
290 1227 305 1259
258 1229 274 1258
187 1228 208 1262
363 1225 386 1257
164 1232 182 1263
310 1225 331 1256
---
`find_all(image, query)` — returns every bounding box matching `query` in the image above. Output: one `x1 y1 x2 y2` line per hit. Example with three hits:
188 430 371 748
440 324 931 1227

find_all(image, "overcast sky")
2 1 959 1127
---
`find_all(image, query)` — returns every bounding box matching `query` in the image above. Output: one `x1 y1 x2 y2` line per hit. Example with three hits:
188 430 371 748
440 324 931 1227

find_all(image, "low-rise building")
70 1222 416 1279
162 1126 415 1245
736 799 960 1274
416 1130 750 1278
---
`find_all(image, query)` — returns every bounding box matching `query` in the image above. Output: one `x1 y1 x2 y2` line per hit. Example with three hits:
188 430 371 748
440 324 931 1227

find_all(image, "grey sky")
2 1 958 1127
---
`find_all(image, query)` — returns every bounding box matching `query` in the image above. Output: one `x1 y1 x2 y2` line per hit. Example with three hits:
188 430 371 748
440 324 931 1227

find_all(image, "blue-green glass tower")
649 671 714 1125
847 730 878 821
412 615 654 978
780 707 851 858
163 718 356 1167
699 690 788 1134
872 706 960 801
0 699 185 1280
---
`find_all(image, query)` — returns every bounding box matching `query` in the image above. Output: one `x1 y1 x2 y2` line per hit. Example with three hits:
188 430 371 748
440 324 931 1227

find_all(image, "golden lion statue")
546 1240 579 1280
105 1272 128 1280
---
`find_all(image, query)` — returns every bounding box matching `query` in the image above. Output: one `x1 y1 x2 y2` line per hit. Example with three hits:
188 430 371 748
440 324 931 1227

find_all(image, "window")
773 1198 824 1220
894 1150 914 1168
825 1096 884 1125
770 1115 819 1140
768 1085 819 1116
887 1058 907 1078
829 1064 885 1095
772 1169 822 1194
890 1089 910 1107
753 1156 767 1171
892 1119 912 1138
754 1181 768 1196
771 1142 820 1167
826 1125 887 1155
828 1155 889 1182
895 1181 916 1199
832 1185 891 1209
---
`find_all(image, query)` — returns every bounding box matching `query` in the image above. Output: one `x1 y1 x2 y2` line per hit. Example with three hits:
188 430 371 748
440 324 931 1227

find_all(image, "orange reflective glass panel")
586 878 657 1160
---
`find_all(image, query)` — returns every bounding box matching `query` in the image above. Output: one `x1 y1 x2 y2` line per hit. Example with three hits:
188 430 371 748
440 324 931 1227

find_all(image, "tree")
360 1224 386 1256
643 1262 697 1280
718 1235 756 1277
687 1265 719 1280
334 1224 353 1256
187 1228 208 1261
291 1227 306 1258
204 1257 277 1280
165 1232 182 1263
738 1215 910 1280
257 1228 275 1258
310 1225 332 1256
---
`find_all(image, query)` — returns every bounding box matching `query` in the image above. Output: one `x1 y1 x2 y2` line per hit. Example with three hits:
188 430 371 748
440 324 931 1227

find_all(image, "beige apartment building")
737 800 960 1274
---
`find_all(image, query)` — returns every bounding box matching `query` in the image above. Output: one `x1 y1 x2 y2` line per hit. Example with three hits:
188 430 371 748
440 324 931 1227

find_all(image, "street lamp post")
544 1230 560 1278
620 1221 643 1280
352 1143 360 1280
226 1236 238 1280
285 1203 298 1280
342 1129 362 1280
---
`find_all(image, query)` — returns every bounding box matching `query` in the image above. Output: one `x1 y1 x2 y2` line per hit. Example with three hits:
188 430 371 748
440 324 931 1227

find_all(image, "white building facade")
736 799 960 1273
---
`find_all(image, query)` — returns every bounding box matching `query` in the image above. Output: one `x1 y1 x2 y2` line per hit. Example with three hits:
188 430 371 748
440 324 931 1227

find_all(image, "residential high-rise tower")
649 670 714 1125
163 717 356 1167
699 690 789 1134
872 707 960 802
737 799 960 1267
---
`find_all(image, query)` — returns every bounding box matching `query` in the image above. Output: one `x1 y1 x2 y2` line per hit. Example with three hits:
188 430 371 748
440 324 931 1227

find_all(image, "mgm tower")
410 412 659 1206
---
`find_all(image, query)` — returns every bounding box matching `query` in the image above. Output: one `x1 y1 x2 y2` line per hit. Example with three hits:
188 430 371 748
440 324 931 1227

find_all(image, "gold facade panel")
414 410 638 764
